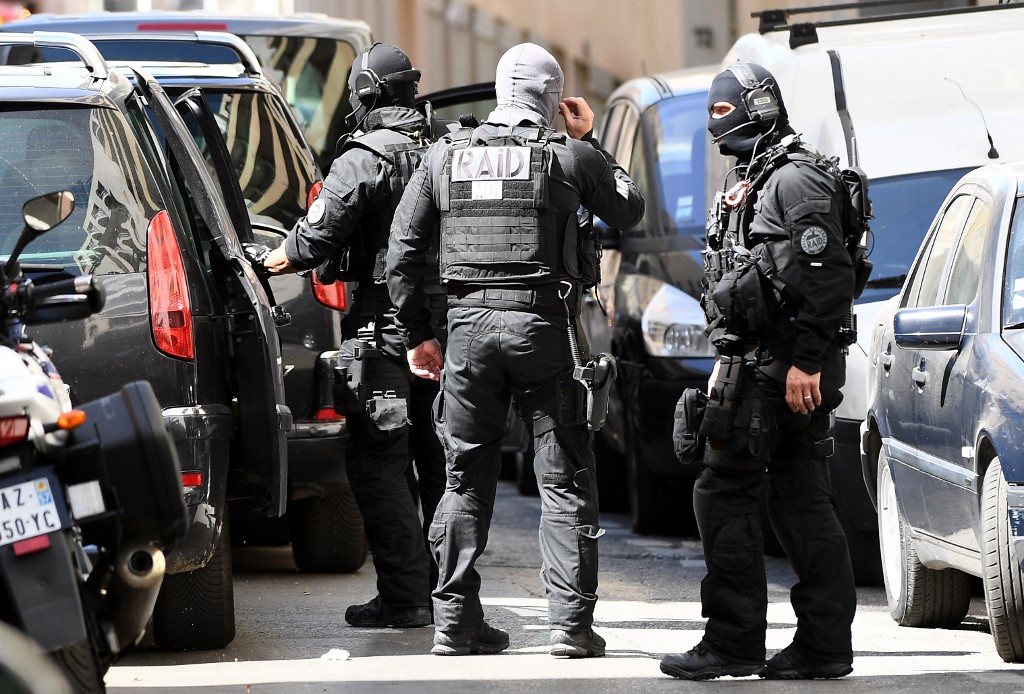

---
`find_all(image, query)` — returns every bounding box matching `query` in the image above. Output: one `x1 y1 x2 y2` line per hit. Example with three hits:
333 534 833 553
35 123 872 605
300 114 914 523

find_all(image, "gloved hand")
243 243 272 276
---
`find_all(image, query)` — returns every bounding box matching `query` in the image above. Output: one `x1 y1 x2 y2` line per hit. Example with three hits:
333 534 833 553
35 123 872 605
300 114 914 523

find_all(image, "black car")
0 32 291 650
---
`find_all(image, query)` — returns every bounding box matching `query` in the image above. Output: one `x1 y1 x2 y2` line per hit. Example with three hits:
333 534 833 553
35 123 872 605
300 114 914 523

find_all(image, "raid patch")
800 226 828 255
452 146 531 181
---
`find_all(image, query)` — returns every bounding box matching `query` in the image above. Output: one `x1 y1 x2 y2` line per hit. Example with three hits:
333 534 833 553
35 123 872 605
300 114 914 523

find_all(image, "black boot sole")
760 663 853 680
660 661 764 680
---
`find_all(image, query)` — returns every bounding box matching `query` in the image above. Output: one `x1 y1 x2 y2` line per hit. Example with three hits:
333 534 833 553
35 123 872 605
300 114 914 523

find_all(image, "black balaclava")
347 42 420 124
706 63 789 162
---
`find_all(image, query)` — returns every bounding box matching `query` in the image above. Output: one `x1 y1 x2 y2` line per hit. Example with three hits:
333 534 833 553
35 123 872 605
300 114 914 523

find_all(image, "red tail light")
0 416 28 448
13 534 50 557
307 181 323 210
181 472 204 489
312 275 348 312
313 408 344 422
147 211 194 360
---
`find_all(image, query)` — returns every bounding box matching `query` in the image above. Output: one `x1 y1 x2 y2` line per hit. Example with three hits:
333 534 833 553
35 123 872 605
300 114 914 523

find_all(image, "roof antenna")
945 77 999 159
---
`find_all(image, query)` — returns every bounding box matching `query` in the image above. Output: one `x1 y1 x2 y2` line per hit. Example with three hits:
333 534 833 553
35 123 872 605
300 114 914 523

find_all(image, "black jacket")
386 123 645 348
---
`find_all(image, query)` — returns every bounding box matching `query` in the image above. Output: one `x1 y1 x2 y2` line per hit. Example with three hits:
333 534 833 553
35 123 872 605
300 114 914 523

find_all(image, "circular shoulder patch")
307 197 327 226
800 226 828 255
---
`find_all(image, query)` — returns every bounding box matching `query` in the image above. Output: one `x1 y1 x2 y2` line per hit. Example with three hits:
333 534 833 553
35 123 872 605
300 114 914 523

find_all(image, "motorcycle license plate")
0 478 62 546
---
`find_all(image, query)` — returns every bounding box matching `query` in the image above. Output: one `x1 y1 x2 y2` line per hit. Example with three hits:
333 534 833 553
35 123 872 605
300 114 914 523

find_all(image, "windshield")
0 106 162 274
646 92 708 237
1003 197 1024 328
858 167 973 304
200 90 319 230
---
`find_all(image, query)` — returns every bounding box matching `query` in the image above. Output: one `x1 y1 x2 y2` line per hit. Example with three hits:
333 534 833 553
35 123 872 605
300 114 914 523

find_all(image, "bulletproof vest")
438 126 575 286
338 127 429 284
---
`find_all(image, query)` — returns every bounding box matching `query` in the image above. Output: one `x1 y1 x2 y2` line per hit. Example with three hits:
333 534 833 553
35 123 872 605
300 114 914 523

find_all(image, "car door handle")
880 344 893 370
911 365 928 386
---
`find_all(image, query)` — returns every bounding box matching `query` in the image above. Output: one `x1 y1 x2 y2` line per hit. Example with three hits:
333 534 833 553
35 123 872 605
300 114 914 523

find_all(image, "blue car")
861 161 1024 662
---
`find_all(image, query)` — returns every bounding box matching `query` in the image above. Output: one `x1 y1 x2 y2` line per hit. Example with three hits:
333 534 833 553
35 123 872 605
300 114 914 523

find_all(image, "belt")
447 283 580 315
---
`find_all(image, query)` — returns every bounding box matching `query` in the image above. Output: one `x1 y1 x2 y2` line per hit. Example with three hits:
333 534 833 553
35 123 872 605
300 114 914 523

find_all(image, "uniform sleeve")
771 164 855 373
387 143 442 347
565 135 645 230
283 148 381 271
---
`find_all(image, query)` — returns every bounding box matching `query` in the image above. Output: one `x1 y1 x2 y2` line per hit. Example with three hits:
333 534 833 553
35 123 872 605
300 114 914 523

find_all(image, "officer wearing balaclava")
386 43 644 658
660 63 857 681
260 43 441 631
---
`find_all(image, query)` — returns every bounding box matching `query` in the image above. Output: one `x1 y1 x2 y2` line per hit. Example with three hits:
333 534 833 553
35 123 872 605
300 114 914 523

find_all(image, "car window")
615 105 638 173
943 198 990 306
1002 197 1024 328
627 123 652 237
242 35 358 172
0 106 162 274
643 92 707 237
198 89 318 230
598 102 626 151
901 193 973 309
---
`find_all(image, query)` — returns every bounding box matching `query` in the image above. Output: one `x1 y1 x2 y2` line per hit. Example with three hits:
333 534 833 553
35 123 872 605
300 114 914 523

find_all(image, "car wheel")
289 488 368 573
625 412 694 536
50 638 104 694
500 409 529 481
836 498 884 587
514 439 538 496
981 456 1024 662
877 453 970 627
592 428 629 513
152 522 235 651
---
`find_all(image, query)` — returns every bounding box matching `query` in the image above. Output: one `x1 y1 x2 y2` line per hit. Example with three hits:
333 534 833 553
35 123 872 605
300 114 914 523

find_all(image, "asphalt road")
107 479 1024 692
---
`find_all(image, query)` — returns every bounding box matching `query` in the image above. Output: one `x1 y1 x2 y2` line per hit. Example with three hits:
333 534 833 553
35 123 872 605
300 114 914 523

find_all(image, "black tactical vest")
438 126 575 286
339 128 428 284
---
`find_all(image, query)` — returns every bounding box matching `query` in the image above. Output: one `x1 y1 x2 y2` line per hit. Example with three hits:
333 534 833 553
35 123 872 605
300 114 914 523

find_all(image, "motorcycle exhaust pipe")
109 545 166 652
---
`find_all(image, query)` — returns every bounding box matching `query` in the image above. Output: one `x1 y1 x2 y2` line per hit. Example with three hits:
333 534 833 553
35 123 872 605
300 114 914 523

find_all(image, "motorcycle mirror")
8 191 76 267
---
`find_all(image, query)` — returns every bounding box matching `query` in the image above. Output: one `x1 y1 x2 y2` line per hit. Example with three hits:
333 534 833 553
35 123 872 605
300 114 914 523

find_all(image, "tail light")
147 211 195 360
313 408 344 422
307 181 323 210
312 275 348 312
0 416 28 448
181 472 204 489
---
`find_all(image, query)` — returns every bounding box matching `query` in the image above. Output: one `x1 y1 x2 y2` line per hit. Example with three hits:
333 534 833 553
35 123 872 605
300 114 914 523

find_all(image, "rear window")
0 106 163 274
197 89 319 230
242 35 357 172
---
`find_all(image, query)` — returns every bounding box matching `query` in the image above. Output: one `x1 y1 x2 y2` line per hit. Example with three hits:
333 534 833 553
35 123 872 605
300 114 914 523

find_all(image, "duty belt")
447 283 580 315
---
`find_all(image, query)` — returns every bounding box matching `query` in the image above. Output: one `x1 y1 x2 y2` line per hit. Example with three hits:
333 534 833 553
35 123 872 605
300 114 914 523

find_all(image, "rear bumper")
162 405 233 573
287 419 350 500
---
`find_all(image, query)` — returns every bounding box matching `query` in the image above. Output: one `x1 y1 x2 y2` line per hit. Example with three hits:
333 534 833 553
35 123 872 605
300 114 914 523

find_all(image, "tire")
592 429 629 513
152 522 235 651
289 489 368 573
835 496 884 587
514 439 538 496
625 414 694 536
981 457 1024 662
877 454 971 628
50 638 103 694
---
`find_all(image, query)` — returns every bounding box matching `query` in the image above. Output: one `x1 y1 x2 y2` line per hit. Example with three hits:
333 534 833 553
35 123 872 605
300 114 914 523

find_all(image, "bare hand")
786 365 821 415
559 97 594 140
264 245 295 274
408 338 444 381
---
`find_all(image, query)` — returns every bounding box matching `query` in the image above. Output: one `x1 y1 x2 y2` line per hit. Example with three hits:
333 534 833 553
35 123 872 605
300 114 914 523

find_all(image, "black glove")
243 243 272 277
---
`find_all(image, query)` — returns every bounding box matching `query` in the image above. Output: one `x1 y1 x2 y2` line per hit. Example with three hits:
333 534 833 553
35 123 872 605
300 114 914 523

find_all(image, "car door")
884 190 973 542
131 69 291 516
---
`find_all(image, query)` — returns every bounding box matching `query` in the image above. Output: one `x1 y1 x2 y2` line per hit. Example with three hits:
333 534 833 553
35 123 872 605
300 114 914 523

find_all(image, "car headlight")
641 283 716 357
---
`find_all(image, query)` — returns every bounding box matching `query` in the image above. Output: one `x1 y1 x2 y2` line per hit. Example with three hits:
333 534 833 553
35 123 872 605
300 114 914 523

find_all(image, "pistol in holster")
572 353 617 431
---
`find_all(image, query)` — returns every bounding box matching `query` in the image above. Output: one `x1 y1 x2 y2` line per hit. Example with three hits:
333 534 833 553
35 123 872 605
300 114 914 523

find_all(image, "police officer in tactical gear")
387 43 644 658
659 63 856 680
262 42 437 629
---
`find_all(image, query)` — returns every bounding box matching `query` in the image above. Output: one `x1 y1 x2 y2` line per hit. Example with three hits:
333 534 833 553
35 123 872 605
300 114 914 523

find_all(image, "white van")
713 3 1024 585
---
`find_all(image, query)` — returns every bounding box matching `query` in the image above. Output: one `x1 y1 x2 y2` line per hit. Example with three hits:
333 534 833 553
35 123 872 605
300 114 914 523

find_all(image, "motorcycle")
0 191 188 692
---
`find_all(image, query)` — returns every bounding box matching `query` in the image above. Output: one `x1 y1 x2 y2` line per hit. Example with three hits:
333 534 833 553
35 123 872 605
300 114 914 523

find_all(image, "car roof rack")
77 31 264 78
755 0 1024 49
0 31 109 79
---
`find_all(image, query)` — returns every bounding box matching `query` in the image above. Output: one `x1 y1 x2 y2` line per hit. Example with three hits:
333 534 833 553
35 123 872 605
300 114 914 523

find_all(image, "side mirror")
893 304 967 350
593 216 622 250
8 191 76 266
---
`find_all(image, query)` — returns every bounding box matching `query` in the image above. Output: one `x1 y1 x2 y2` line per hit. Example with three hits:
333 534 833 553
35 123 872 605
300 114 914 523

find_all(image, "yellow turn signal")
56 410 87 430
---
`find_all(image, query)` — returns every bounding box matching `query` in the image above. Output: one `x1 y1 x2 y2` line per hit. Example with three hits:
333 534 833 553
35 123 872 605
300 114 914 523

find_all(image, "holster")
574 353 616 431
673 387 708 466
333 340 410 440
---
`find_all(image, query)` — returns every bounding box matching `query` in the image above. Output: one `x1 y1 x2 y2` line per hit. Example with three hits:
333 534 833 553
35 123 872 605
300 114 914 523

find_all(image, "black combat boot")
345 595 432 628
660 643 764 680
760 644 852 680
431 621 509 656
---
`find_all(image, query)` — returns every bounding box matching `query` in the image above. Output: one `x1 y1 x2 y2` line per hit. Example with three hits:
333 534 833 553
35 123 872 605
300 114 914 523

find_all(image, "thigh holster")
334 340 411 440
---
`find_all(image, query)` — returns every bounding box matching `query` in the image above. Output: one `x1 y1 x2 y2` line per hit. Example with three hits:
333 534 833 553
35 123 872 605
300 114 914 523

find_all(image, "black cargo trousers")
337 322 431 611
694 353 856 664
429 301 601 633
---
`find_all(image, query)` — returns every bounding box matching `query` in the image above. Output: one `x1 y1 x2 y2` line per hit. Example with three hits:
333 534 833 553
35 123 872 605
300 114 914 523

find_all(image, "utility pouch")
745 397 777 461
577 353 617 431
365 396 409 442
673 387 708 467
699 358 746 440
333 339 380 416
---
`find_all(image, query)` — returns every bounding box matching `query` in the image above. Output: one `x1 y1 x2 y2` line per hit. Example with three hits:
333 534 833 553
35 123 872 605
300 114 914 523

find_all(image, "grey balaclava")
486 43 564 127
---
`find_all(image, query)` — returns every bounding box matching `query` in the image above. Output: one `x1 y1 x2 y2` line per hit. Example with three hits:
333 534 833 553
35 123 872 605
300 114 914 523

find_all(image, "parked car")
862 160 1024 663
43 30 367 575
0 32 292 650
717 1 1024 584
3 10 373 173
580 66 717 533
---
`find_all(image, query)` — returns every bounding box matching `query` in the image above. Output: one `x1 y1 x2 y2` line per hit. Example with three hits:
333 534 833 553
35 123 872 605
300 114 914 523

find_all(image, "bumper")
287 419 350 500
161 404 233 574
